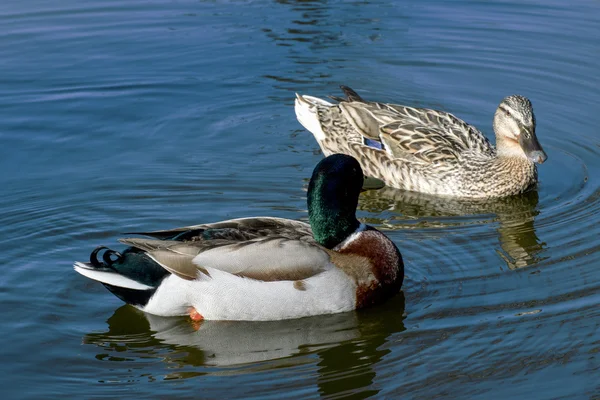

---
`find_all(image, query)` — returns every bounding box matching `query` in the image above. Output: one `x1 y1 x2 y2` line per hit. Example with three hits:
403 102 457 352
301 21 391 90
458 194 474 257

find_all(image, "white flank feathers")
142 265 357 321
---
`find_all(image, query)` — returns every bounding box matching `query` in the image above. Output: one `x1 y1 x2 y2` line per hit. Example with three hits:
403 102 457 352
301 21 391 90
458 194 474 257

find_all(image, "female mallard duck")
74 154 404 321
295 86 547 198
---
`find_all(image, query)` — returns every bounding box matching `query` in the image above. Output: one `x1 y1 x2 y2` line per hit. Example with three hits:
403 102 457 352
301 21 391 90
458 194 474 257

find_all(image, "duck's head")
307 154 363 249
493 95 547 164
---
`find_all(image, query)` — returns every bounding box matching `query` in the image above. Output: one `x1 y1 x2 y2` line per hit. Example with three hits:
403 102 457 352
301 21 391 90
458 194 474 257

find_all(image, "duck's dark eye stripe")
499 105 512 116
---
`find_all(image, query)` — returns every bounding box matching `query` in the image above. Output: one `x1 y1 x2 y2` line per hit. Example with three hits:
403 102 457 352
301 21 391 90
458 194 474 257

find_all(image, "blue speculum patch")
364 138 383 149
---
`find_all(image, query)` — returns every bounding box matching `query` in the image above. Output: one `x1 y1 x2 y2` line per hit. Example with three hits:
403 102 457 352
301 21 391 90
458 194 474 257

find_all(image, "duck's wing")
381 106 495 163
333 87 495 163
119 218 329 282
127 217 313 242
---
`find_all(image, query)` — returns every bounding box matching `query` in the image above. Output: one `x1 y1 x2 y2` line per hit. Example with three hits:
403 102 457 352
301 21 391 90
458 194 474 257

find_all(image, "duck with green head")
74 154 404 321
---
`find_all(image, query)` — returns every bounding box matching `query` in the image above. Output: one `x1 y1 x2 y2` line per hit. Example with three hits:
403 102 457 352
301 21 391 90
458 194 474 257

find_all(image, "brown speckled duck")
295 86 547 198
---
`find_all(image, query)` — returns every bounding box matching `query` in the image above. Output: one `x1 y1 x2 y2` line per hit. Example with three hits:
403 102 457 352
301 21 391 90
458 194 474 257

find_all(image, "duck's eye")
505 110 510 117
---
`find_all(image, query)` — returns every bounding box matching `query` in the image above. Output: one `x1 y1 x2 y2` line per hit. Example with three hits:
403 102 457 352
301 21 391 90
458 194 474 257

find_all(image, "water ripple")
1 0 599 398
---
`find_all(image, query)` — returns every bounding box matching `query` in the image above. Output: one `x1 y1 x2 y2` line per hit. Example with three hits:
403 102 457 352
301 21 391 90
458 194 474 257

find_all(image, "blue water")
1 0 599 398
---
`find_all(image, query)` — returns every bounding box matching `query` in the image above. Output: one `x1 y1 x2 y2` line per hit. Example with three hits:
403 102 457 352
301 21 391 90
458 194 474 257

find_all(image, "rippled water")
1 0 599 398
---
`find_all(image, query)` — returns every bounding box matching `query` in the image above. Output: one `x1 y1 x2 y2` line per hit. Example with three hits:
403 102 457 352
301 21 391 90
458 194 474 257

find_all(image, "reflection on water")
262 2 339 93
84 293 405 395
359 187 545 270
263 0 394 97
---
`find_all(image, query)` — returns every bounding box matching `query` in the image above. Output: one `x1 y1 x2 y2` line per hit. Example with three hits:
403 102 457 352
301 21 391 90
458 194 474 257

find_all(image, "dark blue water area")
0 0 599 398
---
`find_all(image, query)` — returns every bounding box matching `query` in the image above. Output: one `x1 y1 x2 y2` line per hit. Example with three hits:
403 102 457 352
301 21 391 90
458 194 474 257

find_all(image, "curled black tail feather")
86 245 171 307
88 246 168 288
90 246 123 269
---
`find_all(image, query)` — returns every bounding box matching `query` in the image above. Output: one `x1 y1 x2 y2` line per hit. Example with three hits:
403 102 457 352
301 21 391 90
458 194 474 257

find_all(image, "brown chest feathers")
328 229 404 309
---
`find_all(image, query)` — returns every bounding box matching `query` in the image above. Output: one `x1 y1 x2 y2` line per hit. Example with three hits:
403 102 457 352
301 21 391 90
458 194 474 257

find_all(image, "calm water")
1 0 599 398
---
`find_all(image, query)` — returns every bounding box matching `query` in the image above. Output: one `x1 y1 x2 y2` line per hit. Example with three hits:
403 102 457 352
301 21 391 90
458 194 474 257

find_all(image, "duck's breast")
331 228 404 309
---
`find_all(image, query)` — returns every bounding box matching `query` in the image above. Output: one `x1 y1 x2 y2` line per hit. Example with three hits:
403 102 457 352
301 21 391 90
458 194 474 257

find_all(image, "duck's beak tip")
528 150 547 164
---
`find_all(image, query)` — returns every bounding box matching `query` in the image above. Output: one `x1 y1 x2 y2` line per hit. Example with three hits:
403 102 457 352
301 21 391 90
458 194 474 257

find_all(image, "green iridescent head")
307 154 363 249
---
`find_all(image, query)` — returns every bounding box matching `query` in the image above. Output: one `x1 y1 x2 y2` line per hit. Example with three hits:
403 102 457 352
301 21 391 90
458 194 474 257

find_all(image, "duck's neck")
495 136 529 161
490 142 538 194
308 184 360 249
493 154 537 176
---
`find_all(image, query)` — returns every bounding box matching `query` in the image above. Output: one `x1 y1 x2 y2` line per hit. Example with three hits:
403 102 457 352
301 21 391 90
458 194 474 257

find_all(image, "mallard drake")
295 86 547 198
74 154 404 321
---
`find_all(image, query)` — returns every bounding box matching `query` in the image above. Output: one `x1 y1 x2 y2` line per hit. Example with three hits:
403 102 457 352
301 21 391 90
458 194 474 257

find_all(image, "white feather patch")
333 223 367 251
295 94 331 142
73 262 154 290
142 265 357 321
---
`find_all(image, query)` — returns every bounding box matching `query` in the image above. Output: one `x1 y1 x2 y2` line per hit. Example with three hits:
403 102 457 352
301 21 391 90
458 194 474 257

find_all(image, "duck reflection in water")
358 187 545 270
83 293 405 395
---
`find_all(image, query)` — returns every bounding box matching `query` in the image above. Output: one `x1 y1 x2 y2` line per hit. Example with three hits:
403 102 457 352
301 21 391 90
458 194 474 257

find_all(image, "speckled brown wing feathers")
343 100 495 164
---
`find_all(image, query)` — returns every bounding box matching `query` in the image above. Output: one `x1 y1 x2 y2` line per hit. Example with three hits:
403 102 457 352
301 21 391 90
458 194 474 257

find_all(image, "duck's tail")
294 91 373 150
74 246 169 307
294 93 333 144
294 92 386 190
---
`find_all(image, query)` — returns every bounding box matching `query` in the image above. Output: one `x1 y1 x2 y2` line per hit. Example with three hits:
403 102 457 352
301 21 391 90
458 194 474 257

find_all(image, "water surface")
1 0 599 398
